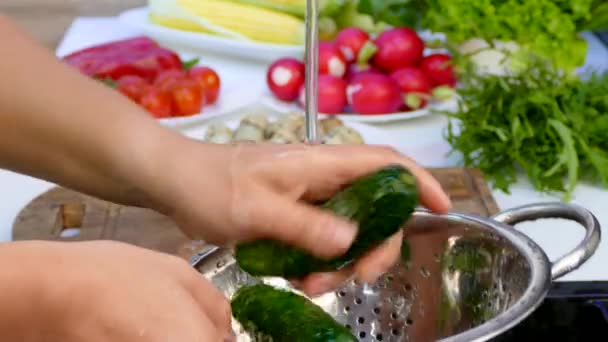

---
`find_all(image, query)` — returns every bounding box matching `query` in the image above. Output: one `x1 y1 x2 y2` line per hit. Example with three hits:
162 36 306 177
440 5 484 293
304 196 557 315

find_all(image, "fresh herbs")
356 0 427 29
443 58 608 200
357 0 608 73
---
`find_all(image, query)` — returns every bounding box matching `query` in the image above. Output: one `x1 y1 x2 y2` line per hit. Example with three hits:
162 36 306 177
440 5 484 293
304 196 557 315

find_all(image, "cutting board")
12 167 499 259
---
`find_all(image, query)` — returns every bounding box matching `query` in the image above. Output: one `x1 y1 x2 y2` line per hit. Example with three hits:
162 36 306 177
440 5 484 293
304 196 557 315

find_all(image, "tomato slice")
189 66 221 105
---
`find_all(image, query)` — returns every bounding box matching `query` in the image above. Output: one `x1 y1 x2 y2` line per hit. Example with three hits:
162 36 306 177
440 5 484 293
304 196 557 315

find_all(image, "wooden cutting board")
12 167 499 259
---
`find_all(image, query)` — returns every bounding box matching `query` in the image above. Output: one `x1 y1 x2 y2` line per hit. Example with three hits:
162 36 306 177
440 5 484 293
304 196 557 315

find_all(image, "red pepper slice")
63 36 182 82
62 37 158 60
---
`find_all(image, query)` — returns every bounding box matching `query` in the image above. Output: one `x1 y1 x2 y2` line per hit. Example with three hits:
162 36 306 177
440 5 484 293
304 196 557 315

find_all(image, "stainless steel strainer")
190 202 600 342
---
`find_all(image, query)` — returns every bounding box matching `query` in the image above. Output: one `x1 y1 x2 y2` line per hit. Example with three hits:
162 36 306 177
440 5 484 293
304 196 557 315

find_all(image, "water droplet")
387 295 405 310
216 260 226 268
420 267 431 278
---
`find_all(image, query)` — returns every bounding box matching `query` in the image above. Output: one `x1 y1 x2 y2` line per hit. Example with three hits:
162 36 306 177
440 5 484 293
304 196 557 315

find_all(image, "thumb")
248 192 357 259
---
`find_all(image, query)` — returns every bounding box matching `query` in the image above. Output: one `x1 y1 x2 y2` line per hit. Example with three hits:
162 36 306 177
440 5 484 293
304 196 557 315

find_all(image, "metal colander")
190 202 600 342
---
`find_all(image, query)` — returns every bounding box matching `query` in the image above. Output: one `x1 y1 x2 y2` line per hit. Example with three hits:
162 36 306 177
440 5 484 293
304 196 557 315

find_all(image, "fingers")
295 230 403 296
248 191 357 260
180 269 232 336
159 254 233 336
170 305 227 342
294 145 451 213
354 230 403 283
296 268 354 297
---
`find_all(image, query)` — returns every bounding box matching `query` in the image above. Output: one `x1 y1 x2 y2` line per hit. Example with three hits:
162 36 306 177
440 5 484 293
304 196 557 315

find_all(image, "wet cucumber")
231 284 357 342
235 165 419 278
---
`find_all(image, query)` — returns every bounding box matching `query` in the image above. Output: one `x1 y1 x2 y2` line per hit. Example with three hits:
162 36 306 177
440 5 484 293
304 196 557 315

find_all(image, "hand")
12 241 232 342
149 142 451 296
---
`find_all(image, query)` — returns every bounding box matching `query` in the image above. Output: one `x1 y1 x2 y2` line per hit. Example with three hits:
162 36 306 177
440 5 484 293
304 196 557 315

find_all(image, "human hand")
23 241 232 342
148 142 450 296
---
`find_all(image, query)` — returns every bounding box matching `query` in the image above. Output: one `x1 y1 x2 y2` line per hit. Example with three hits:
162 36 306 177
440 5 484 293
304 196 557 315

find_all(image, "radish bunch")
266 26 457 115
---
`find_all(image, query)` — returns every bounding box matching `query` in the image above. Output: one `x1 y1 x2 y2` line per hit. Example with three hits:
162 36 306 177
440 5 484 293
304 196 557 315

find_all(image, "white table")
2 17 608 282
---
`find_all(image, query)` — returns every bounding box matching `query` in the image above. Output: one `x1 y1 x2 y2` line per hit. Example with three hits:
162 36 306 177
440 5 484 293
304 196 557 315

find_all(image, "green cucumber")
235 165 419 278
231 284 356 342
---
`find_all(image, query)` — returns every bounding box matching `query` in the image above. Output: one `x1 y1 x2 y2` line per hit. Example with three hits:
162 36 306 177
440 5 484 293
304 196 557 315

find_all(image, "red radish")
334 27 375 63
390 67 433 110
346 73 402 114
318 42 347 78
298 75 347 114
420 54 456 87
344 63 381 82
372 28 425 72
266 58 305 101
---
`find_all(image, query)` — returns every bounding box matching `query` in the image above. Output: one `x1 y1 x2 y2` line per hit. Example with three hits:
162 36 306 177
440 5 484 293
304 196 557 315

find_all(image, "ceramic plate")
156 73 261 129
180 112 398 146
259 92 460 123
118 7 304 63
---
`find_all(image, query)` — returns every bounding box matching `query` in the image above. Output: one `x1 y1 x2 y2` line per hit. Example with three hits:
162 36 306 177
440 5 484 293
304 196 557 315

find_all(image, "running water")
303 0 320 143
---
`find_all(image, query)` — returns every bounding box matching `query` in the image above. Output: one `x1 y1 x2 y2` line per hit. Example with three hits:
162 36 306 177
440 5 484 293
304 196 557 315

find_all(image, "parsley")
442 57 608 200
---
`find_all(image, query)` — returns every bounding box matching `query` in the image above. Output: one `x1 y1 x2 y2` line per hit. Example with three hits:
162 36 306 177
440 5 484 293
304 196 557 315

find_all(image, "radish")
390 67 433 110
298 75 347 114
372 27 425 72
318 42 347 78
346 73 402 114
266 57 305 102
334 27 377 64
420 53 456 87
344 63 381 82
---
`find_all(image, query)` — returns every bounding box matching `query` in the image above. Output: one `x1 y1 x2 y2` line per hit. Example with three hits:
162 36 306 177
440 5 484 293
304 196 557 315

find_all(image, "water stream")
303 0 320 143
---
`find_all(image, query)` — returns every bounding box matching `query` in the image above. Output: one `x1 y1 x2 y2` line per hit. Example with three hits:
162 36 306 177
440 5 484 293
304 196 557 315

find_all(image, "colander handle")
491 202 601 280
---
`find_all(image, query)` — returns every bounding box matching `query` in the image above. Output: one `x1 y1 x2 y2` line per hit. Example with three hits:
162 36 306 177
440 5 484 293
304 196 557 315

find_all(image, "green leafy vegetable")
181 58 200 70
356 0 608 73
334 0 390 34
443 57 608 200
356 0 426 29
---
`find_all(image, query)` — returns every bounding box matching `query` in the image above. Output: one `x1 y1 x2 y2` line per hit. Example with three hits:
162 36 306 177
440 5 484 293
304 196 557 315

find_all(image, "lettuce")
357 0 608 73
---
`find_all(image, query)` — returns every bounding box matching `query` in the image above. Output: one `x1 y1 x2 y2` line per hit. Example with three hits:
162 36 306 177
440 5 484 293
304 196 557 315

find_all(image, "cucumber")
231 284 356 342
235 165 418 278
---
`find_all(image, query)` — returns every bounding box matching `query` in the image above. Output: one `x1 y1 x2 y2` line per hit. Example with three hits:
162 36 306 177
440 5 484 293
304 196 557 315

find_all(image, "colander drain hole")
357 317 365 324
345 306 351 312
355 297 363 305
376 333 383 341
359 331 366 338
373 307 381 314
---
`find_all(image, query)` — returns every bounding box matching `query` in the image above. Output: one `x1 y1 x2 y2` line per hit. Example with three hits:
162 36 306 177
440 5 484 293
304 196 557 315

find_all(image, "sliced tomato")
189 66 221 105
140 88 172 118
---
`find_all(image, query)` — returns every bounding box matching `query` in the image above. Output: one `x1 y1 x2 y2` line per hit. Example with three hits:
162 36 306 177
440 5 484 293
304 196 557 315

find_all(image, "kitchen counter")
1 10 608 282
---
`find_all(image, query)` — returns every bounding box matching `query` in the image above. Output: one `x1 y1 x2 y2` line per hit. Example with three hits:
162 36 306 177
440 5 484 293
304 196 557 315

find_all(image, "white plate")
260 92 460 123
180 112 398 146
157 72 261 129
118 7 304 63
